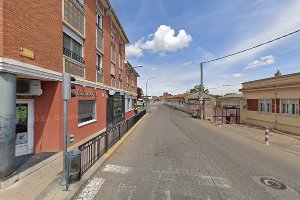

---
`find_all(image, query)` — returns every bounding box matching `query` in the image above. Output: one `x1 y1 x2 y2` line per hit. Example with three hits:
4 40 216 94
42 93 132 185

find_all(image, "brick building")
240 71 300 135
0 0 138 178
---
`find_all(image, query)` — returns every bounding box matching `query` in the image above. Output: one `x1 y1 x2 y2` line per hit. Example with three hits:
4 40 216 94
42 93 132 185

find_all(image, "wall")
242 87 300 134
125 110 135 120
3 0 62 72
68 85 106 147
18 81 63 153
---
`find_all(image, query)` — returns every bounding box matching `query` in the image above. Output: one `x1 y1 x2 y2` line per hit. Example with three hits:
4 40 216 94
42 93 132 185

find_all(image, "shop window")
259 99 272 113
78 100 96 124
281 99 299 116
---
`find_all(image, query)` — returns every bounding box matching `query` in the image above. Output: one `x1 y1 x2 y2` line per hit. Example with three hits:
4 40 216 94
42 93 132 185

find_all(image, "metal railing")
78 109 146 175
63 48 85 64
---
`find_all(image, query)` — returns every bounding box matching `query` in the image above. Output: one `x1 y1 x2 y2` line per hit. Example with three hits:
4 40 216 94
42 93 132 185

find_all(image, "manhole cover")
260 177 287 190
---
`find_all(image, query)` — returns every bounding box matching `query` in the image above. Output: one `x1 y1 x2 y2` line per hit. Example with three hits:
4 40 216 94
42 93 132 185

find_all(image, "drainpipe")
274 91 278 130
0 73 16 179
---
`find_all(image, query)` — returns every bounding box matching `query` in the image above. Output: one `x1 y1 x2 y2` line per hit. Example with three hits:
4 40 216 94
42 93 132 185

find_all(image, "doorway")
15 100 34 157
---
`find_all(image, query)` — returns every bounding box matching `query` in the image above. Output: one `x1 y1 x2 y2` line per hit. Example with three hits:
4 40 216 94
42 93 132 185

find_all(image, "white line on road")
76 177 105 200
102 164 231 188
113 183 136 200
102 164 133 174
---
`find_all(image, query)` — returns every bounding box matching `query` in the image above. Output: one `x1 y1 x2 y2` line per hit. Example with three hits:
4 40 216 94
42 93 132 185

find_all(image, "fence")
78 109 146 175
213 107 240 124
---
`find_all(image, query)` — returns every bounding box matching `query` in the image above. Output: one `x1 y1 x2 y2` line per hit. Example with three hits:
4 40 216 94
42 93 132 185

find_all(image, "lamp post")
146 76 156 97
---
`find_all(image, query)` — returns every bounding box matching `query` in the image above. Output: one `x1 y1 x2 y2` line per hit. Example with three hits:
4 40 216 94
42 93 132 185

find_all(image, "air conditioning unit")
17 80 42 96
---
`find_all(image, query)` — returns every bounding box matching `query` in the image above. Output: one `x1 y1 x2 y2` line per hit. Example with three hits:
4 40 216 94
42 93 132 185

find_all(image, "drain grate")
260 177 287 190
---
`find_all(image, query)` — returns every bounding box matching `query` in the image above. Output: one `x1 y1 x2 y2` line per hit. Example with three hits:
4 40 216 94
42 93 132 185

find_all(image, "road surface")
75 103 300 200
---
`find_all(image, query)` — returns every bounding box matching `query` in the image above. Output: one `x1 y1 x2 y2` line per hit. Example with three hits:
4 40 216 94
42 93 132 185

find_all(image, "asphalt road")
75 103 300 200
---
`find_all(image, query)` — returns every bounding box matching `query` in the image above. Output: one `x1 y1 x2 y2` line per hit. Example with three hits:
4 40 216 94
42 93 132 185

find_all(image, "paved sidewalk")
217 123 300 156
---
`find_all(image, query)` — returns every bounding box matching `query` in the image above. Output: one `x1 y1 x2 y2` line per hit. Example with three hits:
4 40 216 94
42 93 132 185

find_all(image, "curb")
216 124 300 157
66 113 148 200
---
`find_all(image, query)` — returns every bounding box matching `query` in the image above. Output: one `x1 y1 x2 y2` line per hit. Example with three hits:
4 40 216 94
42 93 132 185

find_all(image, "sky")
110 0 300 96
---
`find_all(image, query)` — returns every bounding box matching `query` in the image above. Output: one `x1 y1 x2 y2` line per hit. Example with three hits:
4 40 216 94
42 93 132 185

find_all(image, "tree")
187 84 210 95
137 87 143 99
224 93 237 96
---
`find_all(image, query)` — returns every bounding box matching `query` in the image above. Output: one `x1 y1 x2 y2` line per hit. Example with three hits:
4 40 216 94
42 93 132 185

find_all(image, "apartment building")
240 71 300 135
0 0 138 178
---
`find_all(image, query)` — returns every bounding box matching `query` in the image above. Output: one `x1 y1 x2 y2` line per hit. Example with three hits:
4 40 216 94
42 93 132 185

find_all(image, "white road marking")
102 164 133 174
76 177 105 200
113 183 136 200
102 164 231 188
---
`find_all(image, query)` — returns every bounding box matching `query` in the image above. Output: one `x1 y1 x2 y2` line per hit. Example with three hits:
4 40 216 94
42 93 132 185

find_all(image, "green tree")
187 84 210 95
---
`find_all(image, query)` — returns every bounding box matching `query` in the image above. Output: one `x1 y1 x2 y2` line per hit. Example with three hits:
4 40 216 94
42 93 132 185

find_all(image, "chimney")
275 70 281 77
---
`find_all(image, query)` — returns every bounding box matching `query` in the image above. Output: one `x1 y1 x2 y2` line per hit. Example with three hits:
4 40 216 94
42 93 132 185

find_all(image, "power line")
202 29 300 64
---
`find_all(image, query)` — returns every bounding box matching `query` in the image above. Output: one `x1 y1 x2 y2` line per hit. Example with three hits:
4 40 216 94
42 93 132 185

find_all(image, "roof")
104 0 130 44
165 93 189 100
185 93 215 100
219 93 243 98
242 72 300 85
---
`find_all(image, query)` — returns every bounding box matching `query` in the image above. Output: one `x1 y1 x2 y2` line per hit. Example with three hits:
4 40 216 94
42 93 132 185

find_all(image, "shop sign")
19 47 35 59
77 89 98 98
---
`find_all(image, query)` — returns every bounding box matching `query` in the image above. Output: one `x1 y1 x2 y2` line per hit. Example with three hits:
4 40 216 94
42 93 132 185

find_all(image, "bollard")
218 117 222 127
265 127 269 146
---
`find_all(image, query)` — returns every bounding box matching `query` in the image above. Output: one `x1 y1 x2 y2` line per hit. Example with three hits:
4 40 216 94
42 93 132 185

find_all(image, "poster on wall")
16 104 28 145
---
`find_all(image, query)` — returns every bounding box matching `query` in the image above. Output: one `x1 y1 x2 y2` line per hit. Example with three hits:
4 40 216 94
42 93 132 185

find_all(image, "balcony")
63 48 85 64
96 68 104 84
111 45 116 63
111 78 116 88
96 29 104 53
63 0 85 37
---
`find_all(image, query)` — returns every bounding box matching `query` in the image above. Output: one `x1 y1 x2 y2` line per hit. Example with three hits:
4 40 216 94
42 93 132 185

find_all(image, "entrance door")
15 100 34 156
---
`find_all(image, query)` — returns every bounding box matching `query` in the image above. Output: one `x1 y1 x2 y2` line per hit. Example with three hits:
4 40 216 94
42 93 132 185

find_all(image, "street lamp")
146 76 156 97
133 65 143 69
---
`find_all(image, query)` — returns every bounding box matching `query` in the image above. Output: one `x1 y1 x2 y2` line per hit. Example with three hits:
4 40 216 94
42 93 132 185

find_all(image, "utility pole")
199 63 204 119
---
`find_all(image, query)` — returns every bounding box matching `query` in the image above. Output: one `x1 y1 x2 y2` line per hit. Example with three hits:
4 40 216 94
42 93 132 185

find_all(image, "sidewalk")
217 122 300 156
0 113 148 200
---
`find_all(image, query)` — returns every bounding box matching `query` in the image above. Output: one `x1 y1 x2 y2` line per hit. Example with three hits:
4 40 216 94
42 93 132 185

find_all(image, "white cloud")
126 25 192 57
232 73 242 77
126 43 143 57
142 25 192 53
245 55 276 69
183 61 193 66
151 67 157 71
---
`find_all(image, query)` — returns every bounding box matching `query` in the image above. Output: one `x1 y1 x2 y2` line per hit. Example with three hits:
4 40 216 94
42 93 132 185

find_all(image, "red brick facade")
0 0 139 154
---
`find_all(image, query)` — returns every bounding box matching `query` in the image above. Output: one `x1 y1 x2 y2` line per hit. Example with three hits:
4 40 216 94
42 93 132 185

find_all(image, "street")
75 103 300 200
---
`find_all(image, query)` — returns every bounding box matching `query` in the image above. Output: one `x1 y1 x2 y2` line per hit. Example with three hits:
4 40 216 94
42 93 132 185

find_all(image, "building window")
111 45 116 62
281 99 299 116
111 30 115 44
119 54 123 69
96 53 102 71
63 33 84 64
132 79 134 87
96 12 102 30
111 62 115 75
78 100 96 124
259 99 272 113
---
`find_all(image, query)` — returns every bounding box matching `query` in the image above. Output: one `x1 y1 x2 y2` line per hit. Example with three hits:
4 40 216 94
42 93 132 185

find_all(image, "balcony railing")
96 69 104 84
63 48 85 64
111 78 116 87
75 0 84 8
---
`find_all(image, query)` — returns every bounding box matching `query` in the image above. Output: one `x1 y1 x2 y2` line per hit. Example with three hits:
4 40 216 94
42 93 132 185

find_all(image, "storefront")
106 90 125 129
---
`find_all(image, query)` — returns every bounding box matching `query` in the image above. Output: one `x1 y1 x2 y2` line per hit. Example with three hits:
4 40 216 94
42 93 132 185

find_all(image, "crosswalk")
76 164 233 200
